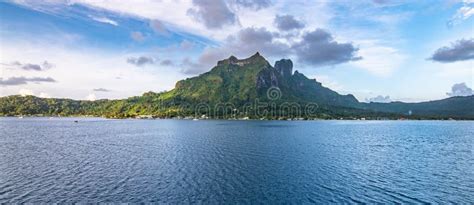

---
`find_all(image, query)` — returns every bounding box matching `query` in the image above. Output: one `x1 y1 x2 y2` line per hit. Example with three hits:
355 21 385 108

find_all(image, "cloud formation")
237 27 273 44
86 93 97 101
180 57 203 75
351 41 405 76
366 95 391 103
19 88 34 96
127 56 156 66
149 19 168 35
430 39 474 63
160 59 174 66
448 0 474 27
0 76 56 86
91 16 118 26
179 27 290 75
293 29 361 66
231 0 272 10
274 15 305 31
187 0 237 29
180 27 360 75
446 82 473 97
93 88 111 92
2 61 53 71
231 27 289 56
39 92 51 98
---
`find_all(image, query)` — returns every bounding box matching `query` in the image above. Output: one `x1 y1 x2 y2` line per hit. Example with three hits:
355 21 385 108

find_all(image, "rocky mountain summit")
1 52 473 119
172 52 358 107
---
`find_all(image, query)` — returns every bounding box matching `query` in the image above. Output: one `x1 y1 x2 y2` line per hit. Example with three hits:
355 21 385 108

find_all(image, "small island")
1 53 473 120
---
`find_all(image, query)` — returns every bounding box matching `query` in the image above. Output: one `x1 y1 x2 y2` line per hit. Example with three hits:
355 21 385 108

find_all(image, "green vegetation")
1 53 473 120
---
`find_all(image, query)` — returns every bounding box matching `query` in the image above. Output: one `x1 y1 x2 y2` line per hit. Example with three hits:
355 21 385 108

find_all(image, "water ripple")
0 118 472 203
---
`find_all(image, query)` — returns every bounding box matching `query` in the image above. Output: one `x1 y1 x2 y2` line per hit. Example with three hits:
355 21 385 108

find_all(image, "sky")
0 0 473 102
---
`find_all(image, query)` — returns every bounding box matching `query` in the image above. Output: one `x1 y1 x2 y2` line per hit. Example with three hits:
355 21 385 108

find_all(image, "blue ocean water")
0 118 473 203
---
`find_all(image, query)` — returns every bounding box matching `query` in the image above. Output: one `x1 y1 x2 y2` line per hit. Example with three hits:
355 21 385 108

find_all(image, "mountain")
359 96 474 119
162 52 358 106
0 53 472 119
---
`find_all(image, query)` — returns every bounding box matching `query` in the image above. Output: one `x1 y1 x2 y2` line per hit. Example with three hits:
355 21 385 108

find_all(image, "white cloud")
149 19 169 35
90 16 118 26
6 0 470 103
60 0 220 38
0 37 182 99
434 60 473 78
458 6 474 19
448 0 474 26
365 95 391 103
10 0 332 42
446 82 473 96
2 60 54 71
313 74 344 92
86 93 96 101
19 88 34 96
351 40 406 76
39 92 51 98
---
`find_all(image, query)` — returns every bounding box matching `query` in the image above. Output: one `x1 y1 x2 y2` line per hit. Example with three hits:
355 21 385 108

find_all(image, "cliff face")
170 52 359 107
274 59 293 78
2 52 471 119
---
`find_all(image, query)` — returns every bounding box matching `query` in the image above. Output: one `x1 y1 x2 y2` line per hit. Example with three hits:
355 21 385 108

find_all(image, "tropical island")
1 53 473 120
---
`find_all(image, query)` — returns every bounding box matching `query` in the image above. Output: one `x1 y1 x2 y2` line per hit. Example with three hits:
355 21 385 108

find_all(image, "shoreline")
2 116 472 121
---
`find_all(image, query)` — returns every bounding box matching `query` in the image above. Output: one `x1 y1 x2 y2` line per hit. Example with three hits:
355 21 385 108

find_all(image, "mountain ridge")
1 53 472 119
166 52 359 107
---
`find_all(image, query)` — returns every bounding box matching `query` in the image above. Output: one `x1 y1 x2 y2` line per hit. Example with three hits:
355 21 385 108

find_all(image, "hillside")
160 52 358 106
360 96 474 119
0 53 472 119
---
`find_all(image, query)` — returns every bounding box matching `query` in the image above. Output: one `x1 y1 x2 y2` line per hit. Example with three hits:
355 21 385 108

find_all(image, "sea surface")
0 117 473 203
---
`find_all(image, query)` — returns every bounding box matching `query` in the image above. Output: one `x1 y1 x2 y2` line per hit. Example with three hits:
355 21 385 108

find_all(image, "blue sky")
0 0 473 102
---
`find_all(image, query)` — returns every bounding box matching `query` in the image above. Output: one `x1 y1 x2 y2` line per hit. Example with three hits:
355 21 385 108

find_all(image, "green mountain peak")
1 53 473 119
217 52 270 67
169 53 359 107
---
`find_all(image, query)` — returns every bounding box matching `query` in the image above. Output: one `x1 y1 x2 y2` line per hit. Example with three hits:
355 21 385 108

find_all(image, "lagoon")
0 118 472 203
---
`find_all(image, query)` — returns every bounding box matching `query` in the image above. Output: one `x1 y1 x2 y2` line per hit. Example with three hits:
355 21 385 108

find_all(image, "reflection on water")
0 118 472 203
